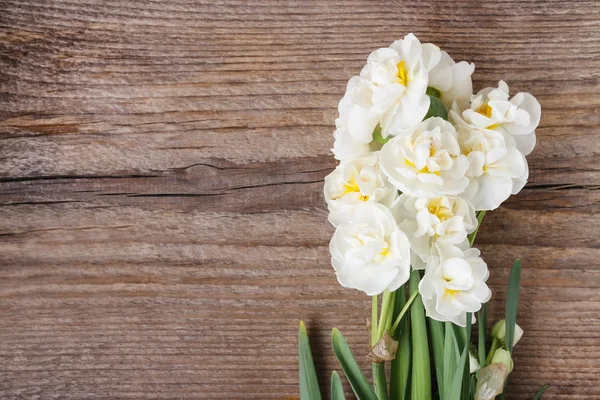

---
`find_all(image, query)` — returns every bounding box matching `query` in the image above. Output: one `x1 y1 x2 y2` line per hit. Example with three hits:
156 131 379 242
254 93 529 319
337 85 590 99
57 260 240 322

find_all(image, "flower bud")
475 364 508 400
491 348 514 373
491 319 524 347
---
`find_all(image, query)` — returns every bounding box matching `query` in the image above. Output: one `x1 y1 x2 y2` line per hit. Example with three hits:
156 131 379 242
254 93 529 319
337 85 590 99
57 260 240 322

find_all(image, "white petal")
471 175 513 211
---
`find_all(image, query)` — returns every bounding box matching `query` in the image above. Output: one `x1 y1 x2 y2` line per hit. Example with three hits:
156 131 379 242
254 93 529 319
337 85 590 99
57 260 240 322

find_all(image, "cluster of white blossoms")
324 34 540 327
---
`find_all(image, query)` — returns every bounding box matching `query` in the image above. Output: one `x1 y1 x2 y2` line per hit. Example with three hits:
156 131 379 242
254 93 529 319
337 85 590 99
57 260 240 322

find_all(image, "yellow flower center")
340 178 369 201
380 245 390 258
476 102 499 129
443 288 459 299
476 102 493 118
427 199 454 221
404 158 441 176
396 60 409 87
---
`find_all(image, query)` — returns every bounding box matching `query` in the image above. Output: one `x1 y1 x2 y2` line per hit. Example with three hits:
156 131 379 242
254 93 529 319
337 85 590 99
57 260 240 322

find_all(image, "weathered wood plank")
1 0 599 399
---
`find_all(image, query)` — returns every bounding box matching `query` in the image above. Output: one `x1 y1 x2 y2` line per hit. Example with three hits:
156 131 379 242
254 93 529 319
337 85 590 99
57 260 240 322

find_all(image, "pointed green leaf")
532 384 550 400
500 261 522 400
447 314 472 400
299 321 322 400
331 328 378 400
442 322 459 400
331 371 346 400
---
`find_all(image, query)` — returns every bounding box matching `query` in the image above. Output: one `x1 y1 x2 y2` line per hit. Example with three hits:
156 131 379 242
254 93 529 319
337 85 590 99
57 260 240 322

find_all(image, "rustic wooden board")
1 0 599 398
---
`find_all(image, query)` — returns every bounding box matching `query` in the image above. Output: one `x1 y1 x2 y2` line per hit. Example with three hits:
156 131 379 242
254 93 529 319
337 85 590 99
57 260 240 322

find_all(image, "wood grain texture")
0 0 599 398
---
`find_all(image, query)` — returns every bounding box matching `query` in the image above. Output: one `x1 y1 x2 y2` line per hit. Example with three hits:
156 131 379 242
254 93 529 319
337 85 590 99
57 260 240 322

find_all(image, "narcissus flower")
380 117 470 197
359 33 430 136
457 127 528 211
451 80 541 155
337 76 381 147
324 153 397 226
393 193 476 266
325 33 539 340
332 122 378 161
329 203 411 296
419 246 492 327
422 43 475 111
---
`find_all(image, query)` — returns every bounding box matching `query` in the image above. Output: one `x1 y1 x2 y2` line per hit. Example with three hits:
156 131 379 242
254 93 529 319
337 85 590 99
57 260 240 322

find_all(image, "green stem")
410 270 431 400
371 295 378 347
468 211 487 246
377 290 394 340
485 337 500 366
477 303 488 372
390 287 410 400
390 289 419 335
372 362 388 400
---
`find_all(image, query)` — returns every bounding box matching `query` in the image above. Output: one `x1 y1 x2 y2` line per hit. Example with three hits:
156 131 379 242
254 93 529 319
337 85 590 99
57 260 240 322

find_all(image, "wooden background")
1 0 599 398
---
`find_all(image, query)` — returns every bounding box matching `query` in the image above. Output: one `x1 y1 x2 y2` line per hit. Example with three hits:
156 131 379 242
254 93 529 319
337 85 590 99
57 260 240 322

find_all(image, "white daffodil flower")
451 80 541 155
358 33 430 137
457 126 528 211
329 203 411 296
393 193 476 267
324 153 398 226
337 76 381 146
422 43 475 111
419 245 492 327
380 117 470 197
332 123 374 161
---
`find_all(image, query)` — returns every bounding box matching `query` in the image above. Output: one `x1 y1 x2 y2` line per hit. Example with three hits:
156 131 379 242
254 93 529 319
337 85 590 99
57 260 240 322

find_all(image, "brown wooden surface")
1 1 599 399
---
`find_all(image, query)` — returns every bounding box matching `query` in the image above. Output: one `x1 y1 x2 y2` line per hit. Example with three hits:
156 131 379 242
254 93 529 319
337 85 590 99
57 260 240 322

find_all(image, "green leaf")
299 321 322 400
505 259 523 354
453 324 468 351
331 371 346 400
409 270 431 400
470 375 476 400
390 287 410 400
426 87 442 98
428 318 445 397
447 314 472 400
424 95 448 121
372 125 389 144
500 261 522 400
461 343 471 398
532 384 550 400
477 303 488 369
331 328 378 400
442 322 459 400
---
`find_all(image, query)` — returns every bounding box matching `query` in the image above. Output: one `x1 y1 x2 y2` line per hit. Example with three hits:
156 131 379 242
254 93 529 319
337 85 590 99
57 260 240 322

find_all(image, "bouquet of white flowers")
299 34 548 400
